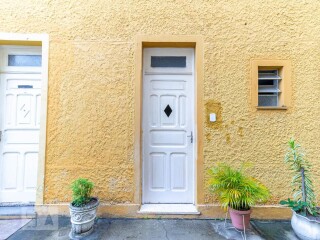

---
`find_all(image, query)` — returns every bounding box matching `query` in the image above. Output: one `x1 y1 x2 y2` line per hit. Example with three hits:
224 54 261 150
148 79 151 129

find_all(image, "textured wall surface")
1 0 320 212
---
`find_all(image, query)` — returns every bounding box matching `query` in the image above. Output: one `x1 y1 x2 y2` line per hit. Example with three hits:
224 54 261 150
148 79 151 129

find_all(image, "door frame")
134 35 204 207
0 33 49 205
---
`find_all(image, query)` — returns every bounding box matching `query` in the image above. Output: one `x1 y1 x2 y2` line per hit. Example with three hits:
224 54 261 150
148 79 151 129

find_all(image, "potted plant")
208 163 270 230
280 139 320 240
69 178 99 239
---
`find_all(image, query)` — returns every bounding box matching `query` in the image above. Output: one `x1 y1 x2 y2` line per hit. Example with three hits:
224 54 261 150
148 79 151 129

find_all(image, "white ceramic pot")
291 210 320 240
69 197 99 239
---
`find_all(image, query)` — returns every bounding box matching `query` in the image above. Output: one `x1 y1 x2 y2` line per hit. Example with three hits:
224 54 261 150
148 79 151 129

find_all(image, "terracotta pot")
229 207 252 230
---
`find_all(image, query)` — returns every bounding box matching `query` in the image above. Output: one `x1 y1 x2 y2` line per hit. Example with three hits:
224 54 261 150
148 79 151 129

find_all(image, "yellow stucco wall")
1 0 320 216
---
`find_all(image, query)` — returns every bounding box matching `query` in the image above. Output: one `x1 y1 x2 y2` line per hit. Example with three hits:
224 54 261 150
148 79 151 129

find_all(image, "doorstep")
0 205 36 219
138 204 200 215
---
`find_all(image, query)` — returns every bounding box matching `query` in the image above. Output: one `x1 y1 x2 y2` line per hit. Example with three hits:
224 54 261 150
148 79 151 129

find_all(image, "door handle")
187 131 193 143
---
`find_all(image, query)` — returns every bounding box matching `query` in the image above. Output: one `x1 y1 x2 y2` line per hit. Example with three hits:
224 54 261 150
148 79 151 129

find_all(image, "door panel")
0 74 41 203
150 153 166 190
2 152 19 189
24 152 38 189
143 48 194 203
160 95 176 126
170 153 187 190
17 94 33 124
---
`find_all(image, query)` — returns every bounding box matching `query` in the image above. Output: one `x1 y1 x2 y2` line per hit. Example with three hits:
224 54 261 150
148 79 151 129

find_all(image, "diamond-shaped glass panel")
164 104 172 117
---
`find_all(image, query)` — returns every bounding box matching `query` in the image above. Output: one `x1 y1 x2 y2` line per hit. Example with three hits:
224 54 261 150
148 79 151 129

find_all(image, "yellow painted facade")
1 0 320 218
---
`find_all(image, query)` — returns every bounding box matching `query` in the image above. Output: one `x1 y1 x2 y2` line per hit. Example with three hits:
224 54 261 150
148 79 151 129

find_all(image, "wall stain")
205 100 223 129
205 100 235 144
205 132 212 142
237 127 244 137
225 133 231 144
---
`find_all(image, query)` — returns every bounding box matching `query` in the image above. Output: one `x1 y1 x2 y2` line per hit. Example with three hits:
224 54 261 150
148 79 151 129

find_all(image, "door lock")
187 131 193 143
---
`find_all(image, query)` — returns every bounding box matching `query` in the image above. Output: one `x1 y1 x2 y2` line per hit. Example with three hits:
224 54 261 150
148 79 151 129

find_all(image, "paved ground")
0 216 298 240
0 219 32 240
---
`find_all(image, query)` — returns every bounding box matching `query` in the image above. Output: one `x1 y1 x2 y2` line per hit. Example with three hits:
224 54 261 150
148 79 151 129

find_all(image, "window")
258 69 281 107
8 54 42 67
151 56 186 68
143 48 194 75
251 60 292 110
0 46 42 73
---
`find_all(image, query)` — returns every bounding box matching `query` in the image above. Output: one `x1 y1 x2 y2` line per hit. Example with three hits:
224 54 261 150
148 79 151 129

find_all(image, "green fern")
208 163 270 211
282 139 318 216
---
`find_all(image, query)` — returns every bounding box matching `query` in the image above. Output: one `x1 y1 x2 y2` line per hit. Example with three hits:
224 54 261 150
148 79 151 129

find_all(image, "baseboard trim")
35 204 292 219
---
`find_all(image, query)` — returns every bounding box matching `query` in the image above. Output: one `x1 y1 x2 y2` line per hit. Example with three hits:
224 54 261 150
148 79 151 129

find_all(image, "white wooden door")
0 74 41 203
142 48 195 203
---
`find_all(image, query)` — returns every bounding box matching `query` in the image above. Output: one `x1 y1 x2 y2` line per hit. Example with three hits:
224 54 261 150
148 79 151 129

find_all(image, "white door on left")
0 73 41 203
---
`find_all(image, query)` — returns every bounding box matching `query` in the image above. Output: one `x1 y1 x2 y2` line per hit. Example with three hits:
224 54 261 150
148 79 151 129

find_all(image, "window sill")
256 106 288 110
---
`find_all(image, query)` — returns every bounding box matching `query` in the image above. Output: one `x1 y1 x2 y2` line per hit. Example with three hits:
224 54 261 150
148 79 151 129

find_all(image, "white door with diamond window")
0 47 42 203
142 48 195 203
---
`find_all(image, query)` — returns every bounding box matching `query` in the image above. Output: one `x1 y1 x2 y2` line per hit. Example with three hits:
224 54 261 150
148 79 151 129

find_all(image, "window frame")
0 46 42 73
143 48 194 75
251 59 292 110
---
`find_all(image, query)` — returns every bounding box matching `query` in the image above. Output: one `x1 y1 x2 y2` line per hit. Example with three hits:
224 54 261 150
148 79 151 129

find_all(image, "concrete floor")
1 216 298 240
0 219 31 240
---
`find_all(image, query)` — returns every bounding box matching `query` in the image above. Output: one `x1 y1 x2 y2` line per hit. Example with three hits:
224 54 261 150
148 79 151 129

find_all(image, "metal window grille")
258 70 281 107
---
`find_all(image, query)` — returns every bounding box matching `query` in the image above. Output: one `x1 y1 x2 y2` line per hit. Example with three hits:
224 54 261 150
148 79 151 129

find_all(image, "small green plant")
71 178 94 207
280 139 318 216
280 198 308 213
208 163 270 211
